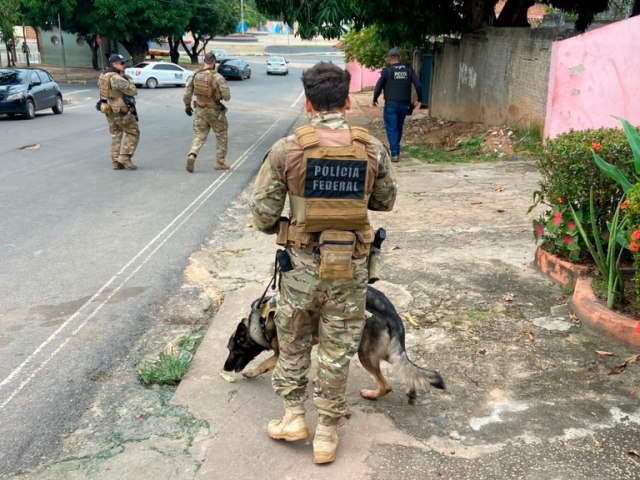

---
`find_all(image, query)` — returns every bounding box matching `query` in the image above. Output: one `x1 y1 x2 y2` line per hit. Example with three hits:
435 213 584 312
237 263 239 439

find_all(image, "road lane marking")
0 119 283 411
64 89 91 95
290 90 305 109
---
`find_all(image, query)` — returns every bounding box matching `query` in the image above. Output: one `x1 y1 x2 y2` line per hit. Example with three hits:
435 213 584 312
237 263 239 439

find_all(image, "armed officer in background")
183 52 231 172
98 53 139 170
250 62 397 464
373 48 422 163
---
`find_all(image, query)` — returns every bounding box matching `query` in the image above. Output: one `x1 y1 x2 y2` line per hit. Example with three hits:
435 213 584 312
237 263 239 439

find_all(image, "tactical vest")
99 72 120 99
384 64 412 103
193 69 218 99
287 125 378 234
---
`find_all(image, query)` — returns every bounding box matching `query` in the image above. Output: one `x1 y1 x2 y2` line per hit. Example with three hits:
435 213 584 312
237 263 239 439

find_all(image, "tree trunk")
494 0 535 27
465 0 498 31
120 36 148 64
86 36 100 70
180 37 200 64
168 36 181 64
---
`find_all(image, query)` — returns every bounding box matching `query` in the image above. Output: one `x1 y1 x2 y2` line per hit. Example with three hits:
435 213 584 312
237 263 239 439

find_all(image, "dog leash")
256 254 280 308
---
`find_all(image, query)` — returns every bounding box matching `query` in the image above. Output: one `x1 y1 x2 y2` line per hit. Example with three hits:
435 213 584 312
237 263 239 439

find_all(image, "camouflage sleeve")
368 138 397 212
249 139 288 235
111 75 137 96
183 75 194 108
215 74 231 101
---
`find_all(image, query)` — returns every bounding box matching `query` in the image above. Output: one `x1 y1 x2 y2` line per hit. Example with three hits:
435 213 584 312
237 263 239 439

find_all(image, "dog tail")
388 346 445 392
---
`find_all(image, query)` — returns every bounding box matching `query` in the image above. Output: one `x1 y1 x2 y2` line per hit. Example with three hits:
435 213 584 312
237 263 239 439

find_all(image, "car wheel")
52 95 63 114
23 99 36 119
247 72 251 79
146 77 158 89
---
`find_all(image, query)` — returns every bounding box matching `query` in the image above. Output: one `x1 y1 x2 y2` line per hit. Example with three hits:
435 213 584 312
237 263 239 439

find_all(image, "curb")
570 277 640 348
534 246 589 288
534 247 640 348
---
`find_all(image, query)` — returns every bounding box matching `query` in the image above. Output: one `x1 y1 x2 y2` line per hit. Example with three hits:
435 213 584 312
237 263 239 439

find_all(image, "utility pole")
57 13 68 82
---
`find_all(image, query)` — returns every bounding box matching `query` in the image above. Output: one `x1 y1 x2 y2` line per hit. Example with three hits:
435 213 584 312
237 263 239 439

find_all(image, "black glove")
185 106 193 117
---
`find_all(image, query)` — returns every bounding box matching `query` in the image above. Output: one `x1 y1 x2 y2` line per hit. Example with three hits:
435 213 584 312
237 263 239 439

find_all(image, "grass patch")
138 329 205 386
402 140 500 164
512 124 544 160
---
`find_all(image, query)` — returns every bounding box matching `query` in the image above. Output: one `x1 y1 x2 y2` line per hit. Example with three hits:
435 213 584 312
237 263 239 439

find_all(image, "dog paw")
242 369 259 378
360 389 380 400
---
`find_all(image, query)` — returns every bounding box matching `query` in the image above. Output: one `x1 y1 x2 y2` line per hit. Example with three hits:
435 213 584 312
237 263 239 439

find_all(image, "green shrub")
533 126 640 259
623 184 640 305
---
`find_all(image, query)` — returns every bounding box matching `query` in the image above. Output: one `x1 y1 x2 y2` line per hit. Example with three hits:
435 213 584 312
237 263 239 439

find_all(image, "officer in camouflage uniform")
183 52 231 172
250 62 397 464
98 53 139 170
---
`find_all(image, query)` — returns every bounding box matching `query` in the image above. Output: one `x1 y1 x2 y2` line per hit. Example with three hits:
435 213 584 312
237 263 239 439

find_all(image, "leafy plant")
138 331 204 386
570 191 626 308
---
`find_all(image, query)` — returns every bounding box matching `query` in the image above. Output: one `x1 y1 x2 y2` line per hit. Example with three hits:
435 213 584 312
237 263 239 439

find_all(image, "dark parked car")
217 59 251 80
0 68 64 119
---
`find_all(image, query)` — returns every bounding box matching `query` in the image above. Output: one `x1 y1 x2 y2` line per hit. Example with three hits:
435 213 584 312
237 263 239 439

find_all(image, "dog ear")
236 321 248 341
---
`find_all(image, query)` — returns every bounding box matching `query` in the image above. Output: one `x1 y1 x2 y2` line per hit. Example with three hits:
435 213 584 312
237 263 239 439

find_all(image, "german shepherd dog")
223 286 445 404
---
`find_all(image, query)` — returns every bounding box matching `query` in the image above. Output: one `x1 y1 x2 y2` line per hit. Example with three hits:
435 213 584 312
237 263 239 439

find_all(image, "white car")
211 49 229 61
266 56 289 75
125 62 193 89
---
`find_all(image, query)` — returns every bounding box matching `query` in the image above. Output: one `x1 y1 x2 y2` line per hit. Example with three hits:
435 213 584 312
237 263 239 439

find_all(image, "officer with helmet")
373 48 422 163
97 53 140 170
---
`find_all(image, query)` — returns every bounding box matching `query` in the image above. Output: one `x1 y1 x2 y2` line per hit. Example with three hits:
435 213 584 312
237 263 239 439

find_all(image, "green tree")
0 0 20 66
341 27 405 69
171 0 235 65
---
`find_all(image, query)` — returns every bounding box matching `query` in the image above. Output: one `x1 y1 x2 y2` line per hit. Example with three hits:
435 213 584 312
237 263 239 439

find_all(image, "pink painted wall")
544 16 640 139
345 61 382 93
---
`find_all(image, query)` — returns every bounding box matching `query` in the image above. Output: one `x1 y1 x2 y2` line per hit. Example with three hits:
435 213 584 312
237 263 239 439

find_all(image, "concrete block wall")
431 27 572 127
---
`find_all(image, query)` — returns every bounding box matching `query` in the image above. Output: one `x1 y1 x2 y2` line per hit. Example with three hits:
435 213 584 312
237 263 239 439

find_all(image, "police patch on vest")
304 158 366 199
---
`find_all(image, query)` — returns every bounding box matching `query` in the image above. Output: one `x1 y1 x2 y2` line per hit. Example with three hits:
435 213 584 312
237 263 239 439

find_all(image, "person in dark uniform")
373 48 422 162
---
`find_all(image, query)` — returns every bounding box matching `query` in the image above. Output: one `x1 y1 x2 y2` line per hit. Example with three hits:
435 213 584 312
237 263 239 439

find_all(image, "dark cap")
387 47 401 56
109 53 126 64
204 52 217 64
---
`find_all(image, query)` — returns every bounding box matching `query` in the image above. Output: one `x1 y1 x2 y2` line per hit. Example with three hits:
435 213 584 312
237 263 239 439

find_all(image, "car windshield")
270 58 285 64
0 70 28 86
133 63 149 68
225 60 241 66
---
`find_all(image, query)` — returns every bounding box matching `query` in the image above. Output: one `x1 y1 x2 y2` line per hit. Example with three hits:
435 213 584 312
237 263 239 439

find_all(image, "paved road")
0 55 339 475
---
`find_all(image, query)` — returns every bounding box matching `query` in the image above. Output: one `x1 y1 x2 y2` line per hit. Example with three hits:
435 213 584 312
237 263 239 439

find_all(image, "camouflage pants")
105 111 139 162
189 107 228 163
272 247 368 426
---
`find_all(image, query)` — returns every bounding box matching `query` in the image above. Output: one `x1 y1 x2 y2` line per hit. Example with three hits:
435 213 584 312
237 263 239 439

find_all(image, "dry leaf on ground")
219 371 237 383
595 351 614 357
608 353 640 375
403 312 420 329
502 293 516 302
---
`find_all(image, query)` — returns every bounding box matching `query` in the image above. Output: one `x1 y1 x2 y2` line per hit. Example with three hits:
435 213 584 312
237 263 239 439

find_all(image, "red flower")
561 234 575 245
632 229 640 241
636 322 640 334
621 199 630 211
567 221 576 231
534 222 545 239
552 210 562 227
631 241 640 252
591 143 603 151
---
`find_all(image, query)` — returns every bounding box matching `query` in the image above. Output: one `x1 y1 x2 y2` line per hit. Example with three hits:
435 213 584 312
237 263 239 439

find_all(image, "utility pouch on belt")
99 102 112 114
276 217 290 246
319 230 355 280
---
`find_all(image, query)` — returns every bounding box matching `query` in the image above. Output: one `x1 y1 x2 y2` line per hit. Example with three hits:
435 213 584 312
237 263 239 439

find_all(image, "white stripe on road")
0 119 282 411
64 89 91 95
290 90 305 109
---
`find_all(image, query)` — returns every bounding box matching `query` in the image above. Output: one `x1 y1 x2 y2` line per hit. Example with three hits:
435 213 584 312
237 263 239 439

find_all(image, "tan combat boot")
119 155 138 170
313 423 339 464
186 153 196 173
112 161 124 170
214 160 230 170
267 404 309 441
